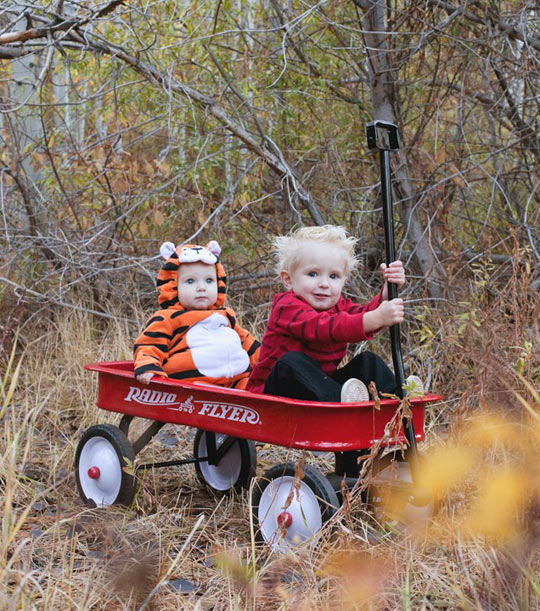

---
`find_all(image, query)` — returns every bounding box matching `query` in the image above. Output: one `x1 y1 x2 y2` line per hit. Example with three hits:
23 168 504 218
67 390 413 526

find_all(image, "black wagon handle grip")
366 121 419 473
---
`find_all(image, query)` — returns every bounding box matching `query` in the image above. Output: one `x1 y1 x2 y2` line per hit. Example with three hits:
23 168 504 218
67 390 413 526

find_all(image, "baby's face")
281 242 348 310
177 262 218 310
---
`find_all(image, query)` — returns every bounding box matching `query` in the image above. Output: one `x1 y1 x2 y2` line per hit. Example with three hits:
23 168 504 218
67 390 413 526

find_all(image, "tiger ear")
160 242 176 260
206 240 221 257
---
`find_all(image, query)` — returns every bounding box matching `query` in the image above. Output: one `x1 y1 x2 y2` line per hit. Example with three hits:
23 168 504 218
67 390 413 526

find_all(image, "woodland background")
0 1 539 609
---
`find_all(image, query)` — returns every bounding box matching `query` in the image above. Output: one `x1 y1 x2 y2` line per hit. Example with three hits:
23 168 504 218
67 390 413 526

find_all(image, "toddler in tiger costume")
134 240 260 389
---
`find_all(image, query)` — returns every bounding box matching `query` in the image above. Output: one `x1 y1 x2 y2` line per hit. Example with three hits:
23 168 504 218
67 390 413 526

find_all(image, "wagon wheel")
369 452 435 529
193 430 256 494
75 424 136 507
325 472 362 505
252 462 339 550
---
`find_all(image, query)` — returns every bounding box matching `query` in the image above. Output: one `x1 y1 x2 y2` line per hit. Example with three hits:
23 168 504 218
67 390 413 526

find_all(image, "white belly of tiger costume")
186 313 250 378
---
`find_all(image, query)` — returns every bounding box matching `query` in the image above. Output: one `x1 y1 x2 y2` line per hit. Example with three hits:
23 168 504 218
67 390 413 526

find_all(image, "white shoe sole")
341 378 370 403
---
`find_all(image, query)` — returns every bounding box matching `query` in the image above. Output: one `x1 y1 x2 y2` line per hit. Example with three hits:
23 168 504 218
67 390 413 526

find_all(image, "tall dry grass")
0 272 539 609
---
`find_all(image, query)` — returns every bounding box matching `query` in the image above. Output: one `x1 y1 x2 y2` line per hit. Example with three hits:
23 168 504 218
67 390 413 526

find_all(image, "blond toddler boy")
247 225 420 402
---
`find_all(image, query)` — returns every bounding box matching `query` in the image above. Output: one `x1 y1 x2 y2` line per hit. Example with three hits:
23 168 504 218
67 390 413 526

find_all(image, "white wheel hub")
258 476 323 550
197 434 241 491
78 435 123 506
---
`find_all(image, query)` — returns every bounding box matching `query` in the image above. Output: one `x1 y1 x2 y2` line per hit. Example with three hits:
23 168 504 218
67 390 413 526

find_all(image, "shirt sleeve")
340 287 385 335
133 311 171 378
271 293 380 344
340 286 384 314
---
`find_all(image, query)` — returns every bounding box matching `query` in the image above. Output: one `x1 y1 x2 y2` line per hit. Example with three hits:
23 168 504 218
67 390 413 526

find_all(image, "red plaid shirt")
247 290 383 394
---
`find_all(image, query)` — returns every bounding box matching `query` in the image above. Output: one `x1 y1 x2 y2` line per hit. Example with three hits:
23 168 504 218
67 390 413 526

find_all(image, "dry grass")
0 281 539 610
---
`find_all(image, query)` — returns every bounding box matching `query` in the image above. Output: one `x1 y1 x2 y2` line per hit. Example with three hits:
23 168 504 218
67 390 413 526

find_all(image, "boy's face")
177 262 218 310
281 242 347 310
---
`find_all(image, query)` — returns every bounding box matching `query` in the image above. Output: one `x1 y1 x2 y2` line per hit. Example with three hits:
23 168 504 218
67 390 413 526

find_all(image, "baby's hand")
376 298 404 326
136 371 154 385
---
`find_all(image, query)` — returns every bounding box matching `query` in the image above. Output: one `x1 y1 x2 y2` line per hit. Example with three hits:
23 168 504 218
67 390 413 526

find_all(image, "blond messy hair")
273 225 358 276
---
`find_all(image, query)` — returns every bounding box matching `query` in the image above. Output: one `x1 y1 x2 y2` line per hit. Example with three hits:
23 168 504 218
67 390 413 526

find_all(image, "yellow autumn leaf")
464 469 528 541
417 446 474 497
144 161 154 175
318 551 387 604
197 208 207 224
449 163 466 187
434 148 447 165
153 209 164 226
461 414 522 448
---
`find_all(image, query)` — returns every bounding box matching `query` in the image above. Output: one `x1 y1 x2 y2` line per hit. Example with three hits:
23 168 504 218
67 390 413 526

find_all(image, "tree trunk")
360 0 445 298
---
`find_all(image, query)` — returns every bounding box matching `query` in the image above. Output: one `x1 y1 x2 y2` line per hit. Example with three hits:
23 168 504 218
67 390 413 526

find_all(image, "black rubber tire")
252 462 339 548
75 424 136 507
193 429 256 494
325 472 362 505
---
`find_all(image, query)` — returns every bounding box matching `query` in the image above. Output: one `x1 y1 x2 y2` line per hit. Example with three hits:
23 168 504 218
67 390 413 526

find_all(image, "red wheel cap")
277 511 293 528
88 466 100 479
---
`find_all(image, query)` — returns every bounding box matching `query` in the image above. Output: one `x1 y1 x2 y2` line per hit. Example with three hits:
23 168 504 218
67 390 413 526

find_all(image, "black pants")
263 351 396 402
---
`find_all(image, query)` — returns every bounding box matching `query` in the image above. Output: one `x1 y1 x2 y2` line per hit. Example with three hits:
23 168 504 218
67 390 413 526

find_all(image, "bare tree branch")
428 0 540 52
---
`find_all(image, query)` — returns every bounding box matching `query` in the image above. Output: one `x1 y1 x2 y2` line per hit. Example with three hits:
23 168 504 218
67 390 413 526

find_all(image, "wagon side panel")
90 363 435 451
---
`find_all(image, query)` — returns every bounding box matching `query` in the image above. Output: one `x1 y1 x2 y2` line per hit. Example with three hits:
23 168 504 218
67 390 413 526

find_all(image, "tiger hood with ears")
156 240 227 309
133 240 260 389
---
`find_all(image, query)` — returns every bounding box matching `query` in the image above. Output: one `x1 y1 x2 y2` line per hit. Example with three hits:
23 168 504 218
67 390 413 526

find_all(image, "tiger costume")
133 240 260 389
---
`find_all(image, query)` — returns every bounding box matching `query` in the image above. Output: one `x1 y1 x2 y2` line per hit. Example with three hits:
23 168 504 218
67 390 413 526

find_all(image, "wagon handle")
366 121 419 480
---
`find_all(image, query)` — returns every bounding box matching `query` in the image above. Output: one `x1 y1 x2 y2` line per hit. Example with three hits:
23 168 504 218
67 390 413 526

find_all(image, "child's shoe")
405 375 425 396
341 378 370 403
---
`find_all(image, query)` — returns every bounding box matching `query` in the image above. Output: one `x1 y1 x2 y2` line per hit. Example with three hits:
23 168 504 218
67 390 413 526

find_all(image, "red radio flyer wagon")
76 122 441 549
